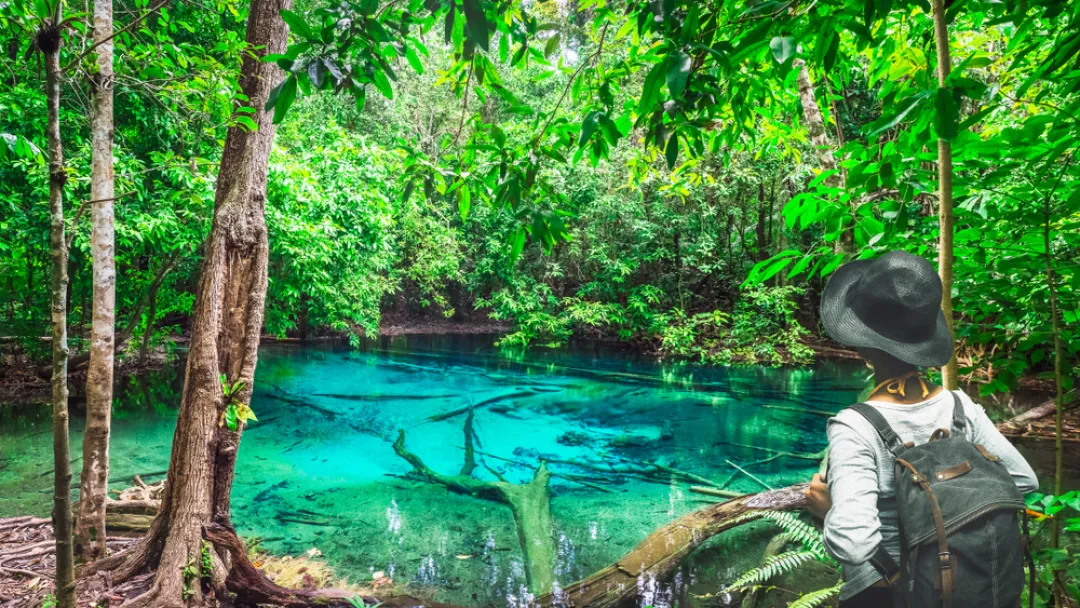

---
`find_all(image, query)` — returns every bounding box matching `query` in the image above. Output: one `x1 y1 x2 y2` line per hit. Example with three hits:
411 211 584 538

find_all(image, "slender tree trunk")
793 59 847 251
92 0 289 603
931 0 959 390
76 0 116 562
40 17 76 608
755 181 767 261
1044 199 1065 563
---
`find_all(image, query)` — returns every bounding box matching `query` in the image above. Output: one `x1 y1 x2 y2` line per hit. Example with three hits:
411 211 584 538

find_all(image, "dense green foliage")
2 0 1079 390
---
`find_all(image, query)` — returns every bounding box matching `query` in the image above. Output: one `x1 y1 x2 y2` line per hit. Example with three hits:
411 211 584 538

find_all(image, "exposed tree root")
203 523 452 608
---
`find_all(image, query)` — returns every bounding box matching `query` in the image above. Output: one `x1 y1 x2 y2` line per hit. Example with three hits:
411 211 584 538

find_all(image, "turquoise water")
2 336 873 605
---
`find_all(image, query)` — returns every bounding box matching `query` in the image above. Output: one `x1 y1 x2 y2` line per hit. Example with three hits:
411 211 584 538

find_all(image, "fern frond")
787 581 843 608
736 510 835 564
727 550 818 591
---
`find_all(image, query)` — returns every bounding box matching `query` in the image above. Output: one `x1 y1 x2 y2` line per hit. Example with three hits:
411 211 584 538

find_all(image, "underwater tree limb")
392 429 558 595
538 484 809 608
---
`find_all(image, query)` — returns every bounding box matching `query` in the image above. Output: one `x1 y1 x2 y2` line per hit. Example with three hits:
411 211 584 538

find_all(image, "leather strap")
898 458 953 608
849 403 907 457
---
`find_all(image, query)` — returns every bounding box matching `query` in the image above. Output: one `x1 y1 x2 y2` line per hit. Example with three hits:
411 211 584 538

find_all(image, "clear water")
0 336 934 604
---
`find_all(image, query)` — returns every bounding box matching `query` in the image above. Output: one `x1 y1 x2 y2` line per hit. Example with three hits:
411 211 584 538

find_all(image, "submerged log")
539 484 809 608
393 429 558 595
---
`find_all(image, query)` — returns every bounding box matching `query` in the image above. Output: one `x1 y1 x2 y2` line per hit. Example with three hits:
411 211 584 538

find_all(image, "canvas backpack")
847 391 1034 608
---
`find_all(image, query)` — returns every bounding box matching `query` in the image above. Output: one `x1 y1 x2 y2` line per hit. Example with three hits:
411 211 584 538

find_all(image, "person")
802 250 1039 608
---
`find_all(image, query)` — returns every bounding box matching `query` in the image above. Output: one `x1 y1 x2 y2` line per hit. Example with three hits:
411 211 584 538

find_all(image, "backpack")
847 391 1034 608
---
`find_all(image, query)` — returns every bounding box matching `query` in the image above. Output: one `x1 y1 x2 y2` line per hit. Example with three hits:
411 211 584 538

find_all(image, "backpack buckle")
938 552 952 570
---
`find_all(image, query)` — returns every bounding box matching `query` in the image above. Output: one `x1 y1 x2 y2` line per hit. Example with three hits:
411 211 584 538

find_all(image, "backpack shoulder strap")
949 390 968 437
848 402 906 457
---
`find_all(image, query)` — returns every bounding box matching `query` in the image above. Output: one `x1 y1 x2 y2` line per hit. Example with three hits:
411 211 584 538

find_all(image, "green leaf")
823 33 840 72
638 62 665 116
867 91 931 137
579 111 600 147
458 185 471 220
665 130 679 169
372 67 393 99
308 60 326 88
499 32 509 63
769 37 796 65
666 51 692 99
544 32 561 58
509 226 526 262
271 75 298 124
461 0 489 52
935 86 959 142
224 404 239 432
280 9 315 41
405 44 424 74
235 116 258 131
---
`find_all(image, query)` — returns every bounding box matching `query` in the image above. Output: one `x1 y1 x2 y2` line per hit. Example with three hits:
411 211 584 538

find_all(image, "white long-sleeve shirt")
823 389 1039 600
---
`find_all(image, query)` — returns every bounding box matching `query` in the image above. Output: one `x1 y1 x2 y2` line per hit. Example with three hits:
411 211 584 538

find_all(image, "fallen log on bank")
538 484 809 608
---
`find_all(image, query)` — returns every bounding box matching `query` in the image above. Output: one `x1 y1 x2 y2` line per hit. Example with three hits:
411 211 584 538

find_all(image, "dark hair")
856 346 918 376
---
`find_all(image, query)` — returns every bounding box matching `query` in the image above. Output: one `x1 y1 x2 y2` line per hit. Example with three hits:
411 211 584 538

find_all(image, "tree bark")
76 0 116 562
931 0 959 390
88 0 288 602
40 16 77 608
793 60 847 251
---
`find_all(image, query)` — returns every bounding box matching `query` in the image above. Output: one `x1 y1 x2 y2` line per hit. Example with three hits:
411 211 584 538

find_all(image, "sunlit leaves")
266 74 297 124
769 37 796 65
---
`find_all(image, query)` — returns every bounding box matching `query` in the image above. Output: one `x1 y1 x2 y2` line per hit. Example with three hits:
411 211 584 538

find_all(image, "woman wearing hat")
802 251 1038 607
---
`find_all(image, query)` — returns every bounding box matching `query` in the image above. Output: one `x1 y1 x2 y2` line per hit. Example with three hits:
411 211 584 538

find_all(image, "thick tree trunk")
76 0 116 562
931 0 959 390
793 60 847 251
90 0 288 603
40 18 77 608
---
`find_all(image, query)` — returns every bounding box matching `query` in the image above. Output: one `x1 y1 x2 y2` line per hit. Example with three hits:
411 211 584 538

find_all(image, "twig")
533 22 609 147
726 459 773 491
450 60 473 147
63 0 170 72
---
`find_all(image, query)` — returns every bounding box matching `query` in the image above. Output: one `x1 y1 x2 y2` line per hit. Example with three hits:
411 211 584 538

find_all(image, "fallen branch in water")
393 428 558 595
423 390 537 423
689 486 745 499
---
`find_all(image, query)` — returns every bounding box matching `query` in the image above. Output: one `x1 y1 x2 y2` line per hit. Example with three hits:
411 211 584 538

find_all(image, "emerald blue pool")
0 335 997 605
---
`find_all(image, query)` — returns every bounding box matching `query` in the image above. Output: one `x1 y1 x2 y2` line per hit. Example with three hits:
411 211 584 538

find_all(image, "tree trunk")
931 0 959 390
1044 199 1066 561
40 17 77 608
793 60 847 251
503 465 557 596
76 0 116 562
89 0 288 602
755 181 767 261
